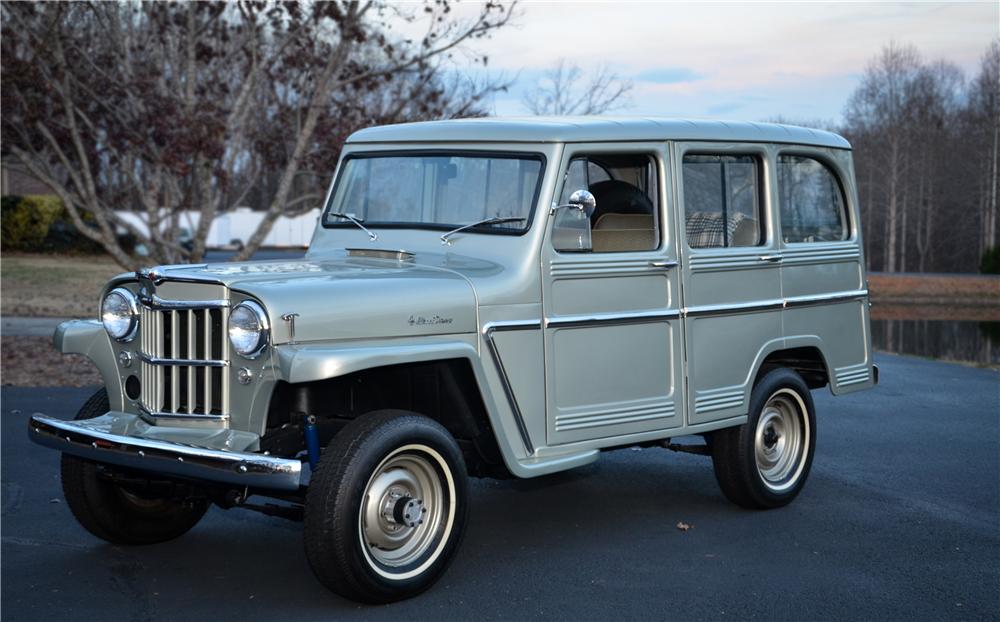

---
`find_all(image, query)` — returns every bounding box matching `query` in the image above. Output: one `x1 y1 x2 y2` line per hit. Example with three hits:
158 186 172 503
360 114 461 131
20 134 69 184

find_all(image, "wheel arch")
270 342 516 477
751 337 832 391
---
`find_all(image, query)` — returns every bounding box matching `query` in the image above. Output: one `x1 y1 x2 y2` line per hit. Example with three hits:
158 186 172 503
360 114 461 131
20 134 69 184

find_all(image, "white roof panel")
347 116 851 149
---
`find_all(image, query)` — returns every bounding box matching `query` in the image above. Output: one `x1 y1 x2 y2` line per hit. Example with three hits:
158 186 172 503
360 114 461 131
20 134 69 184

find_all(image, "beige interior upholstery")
732 218 759 246
591 213 656 252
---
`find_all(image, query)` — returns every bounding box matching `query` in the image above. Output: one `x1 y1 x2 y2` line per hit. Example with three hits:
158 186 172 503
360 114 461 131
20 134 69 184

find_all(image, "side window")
777 155 848 243
553 153 660 253
682 154 763 248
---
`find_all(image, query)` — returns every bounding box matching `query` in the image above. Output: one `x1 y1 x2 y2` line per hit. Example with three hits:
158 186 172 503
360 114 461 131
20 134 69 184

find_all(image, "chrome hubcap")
359 445 454 576
754 389 809 492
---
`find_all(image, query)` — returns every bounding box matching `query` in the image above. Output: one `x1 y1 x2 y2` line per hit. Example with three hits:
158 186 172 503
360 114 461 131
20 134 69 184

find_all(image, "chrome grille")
139 304 229 420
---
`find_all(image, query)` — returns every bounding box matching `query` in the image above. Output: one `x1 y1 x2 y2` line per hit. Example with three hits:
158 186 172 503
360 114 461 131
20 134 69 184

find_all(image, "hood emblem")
281 313 300 345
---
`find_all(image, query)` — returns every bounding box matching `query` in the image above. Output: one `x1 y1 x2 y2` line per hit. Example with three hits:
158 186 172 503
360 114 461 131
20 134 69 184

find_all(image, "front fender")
275 338 481 384
272 337 537 475
54 320 123 410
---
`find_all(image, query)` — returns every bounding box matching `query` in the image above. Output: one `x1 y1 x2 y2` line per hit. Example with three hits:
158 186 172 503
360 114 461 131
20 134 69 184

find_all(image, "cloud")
706 101 745 115
634 67 704 84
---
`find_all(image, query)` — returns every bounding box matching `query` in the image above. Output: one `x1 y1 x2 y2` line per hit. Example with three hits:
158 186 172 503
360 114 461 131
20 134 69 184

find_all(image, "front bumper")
28 414 303 491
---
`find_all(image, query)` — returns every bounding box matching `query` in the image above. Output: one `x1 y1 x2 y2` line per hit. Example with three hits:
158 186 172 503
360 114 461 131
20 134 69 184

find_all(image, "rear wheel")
710 368 816 509
304 410 468 604
60 389 209 545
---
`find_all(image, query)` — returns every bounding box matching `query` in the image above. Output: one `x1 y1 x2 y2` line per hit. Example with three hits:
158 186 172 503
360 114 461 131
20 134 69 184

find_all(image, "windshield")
323 153 544 234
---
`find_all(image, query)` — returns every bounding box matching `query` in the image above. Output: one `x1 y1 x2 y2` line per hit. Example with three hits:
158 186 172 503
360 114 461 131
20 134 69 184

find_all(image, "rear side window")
682 154 763 248
777 155 848 243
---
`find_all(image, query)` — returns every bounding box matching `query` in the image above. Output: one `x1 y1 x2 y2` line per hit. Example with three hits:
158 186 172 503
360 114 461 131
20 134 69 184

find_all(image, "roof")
347 116 851 150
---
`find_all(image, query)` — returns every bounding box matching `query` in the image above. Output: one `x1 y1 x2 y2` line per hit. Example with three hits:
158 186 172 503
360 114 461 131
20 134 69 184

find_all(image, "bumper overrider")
28 414 303 491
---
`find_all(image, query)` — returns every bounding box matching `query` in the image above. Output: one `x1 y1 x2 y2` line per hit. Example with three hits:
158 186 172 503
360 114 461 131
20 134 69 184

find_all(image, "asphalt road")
2 353 997 621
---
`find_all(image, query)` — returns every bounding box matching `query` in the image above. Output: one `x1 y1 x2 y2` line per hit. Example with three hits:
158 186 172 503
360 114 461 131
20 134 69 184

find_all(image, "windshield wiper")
440 216 527 245
328 212 377 241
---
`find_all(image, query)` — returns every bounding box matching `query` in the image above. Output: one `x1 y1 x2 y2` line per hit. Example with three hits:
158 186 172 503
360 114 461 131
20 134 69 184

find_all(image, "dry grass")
1 253 123 317
868 273 1000 305
1 336 102 387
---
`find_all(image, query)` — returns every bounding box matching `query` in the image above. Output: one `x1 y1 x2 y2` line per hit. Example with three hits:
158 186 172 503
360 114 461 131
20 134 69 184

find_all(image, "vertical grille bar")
203 309 212 414
221 306 230 416
170 310 179 414
187 309 195 413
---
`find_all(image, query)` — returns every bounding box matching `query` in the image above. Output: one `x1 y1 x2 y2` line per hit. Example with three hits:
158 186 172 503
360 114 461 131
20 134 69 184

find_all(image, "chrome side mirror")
550 189 596 217
551 189 596 252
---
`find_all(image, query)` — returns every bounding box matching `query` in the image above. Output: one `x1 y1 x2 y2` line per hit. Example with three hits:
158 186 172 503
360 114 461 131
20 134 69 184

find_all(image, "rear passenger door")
775 148 875 392
674 142 783 426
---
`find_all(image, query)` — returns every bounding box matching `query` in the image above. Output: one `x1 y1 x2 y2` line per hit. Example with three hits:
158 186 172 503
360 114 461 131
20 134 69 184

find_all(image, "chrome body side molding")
545 309 681 329
686 290 868 318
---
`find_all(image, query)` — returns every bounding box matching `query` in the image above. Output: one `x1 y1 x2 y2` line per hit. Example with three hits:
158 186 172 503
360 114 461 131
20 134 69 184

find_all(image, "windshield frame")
321 149 548 237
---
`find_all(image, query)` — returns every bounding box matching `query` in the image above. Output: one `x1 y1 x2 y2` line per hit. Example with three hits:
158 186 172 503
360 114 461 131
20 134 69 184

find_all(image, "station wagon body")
29 117 877 603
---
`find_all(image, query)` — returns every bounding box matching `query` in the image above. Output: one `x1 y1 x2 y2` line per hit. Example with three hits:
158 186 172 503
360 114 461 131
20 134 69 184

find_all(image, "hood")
140 256 479 344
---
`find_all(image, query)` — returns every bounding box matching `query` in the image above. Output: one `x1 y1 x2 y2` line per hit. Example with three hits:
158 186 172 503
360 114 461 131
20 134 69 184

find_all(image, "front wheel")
710 368 816 509
60 389 209 545
304 410 468 604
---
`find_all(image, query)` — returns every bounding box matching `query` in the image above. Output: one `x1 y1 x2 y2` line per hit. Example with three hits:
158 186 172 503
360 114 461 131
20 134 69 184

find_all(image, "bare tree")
1 1 514 268
842 39 999 274
844 42 922 273
967 40 1000 260
522 60 632 116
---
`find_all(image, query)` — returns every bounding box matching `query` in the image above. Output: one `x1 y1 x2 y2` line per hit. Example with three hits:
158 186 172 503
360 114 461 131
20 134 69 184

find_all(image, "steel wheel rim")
754 388 810 492
358 444 455 580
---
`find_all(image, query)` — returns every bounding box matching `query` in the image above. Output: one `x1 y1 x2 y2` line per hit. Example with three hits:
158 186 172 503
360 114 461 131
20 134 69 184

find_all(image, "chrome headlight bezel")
101 287 139 342
228 300 270 359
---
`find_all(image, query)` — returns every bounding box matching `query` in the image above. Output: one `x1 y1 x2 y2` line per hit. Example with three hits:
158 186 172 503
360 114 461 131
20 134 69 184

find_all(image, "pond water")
871 318 1000 366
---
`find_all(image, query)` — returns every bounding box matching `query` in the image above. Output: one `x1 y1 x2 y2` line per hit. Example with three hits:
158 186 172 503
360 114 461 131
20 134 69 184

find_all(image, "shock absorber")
303 414 321 471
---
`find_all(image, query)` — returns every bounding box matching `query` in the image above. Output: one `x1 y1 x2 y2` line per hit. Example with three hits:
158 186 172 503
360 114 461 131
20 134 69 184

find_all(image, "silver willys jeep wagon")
30 117 877 603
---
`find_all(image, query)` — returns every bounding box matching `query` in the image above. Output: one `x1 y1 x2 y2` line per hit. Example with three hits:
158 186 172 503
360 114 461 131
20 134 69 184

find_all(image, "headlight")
101 287 138 341
228 301 269 358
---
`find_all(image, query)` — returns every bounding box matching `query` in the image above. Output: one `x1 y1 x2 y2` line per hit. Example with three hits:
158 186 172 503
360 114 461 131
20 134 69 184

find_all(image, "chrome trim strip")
28 414 301 491
137 404 230 423
139 295 230 310
346 248 415 261
482 320 541 454
545 309 681 329
685 290 869 318
784 289 869 309
136 266 222 286
139 353 229 367
685 299 785 318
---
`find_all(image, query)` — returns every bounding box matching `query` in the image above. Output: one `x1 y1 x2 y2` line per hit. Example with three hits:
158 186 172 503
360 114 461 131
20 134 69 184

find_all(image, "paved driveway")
2 353 997 621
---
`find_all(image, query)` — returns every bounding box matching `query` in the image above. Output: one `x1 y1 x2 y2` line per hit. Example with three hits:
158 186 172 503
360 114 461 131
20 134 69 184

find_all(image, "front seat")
589 180 653 224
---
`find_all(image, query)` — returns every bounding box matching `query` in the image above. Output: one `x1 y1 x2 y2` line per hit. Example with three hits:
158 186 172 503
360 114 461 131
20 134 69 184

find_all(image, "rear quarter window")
777 155 849 243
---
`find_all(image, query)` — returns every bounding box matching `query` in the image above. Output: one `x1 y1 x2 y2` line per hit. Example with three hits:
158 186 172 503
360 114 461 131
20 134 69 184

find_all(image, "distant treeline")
825 41 998 274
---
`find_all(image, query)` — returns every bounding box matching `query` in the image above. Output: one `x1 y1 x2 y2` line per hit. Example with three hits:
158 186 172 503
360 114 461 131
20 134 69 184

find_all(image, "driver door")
541 143 684 446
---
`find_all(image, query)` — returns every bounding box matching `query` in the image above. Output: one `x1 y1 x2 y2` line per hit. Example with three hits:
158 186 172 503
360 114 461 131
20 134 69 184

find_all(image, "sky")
424 1 999 124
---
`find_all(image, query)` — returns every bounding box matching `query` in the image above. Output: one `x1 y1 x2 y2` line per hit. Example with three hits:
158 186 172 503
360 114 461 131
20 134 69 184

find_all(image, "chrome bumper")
28 414 303 491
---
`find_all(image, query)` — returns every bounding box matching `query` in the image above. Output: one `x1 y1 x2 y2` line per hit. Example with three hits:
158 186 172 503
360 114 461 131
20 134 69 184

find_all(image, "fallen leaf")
676 521 692 531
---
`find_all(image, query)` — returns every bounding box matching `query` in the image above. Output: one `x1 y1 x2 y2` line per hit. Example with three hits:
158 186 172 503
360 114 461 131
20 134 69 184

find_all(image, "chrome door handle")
648 260 679 269
758 254 783 263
